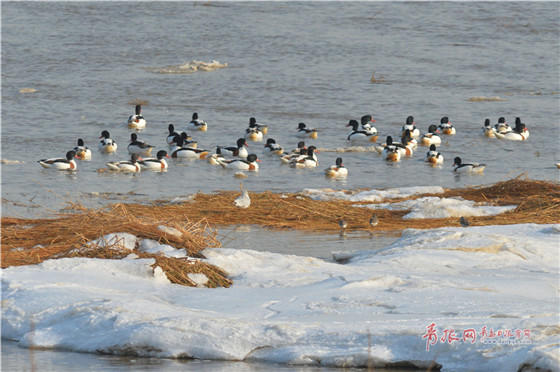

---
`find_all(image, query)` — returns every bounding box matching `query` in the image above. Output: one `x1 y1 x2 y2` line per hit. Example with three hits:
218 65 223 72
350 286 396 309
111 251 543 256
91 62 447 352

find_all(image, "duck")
106 153 141 172
186 112 208 132
127 133 154 156
289 146 318 168
218 153 260 171
381 136 401 162
73 138 92 160
401 129 418 149
494 117 512 133
216 138 248 158
482 119 496 138
179 132 197 148
98 130 118 153
388 134 414 157
495 117 530 141
249 117 268 135
245 121 264 142
452 156 486 173
279 142 309 164
296 122 318 139
360 114 378 135
420 125 441 146
325 157 348 178
139 150 170 171
426 144 444 165
401 116 420 138
346 119 378 143
127 104 146 129
166 124 180 145
437 116 455 135
169 135 210 159
38 150 78 170
288 141 307 156
263 138 284 155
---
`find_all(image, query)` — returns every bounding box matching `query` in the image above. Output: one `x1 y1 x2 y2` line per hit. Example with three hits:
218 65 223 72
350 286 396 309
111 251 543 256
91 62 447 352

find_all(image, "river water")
1 1 559 370
2 1 559 218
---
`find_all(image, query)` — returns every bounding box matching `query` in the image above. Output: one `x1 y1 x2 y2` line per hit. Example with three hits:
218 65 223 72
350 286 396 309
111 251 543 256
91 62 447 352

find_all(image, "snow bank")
2 224 559 371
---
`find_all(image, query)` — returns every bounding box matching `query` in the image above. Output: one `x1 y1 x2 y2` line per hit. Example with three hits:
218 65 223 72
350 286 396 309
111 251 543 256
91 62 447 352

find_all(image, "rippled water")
2 2 559 218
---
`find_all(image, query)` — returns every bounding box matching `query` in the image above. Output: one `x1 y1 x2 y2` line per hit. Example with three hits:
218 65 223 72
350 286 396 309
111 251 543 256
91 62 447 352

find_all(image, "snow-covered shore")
2 223 559 371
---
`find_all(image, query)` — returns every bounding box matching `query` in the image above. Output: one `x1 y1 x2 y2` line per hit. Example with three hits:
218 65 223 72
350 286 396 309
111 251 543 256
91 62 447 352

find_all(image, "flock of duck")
37 104 532 178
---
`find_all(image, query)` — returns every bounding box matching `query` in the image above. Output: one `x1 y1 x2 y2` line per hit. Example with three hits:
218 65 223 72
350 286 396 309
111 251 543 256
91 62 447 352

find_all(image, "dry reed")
2 178 558 286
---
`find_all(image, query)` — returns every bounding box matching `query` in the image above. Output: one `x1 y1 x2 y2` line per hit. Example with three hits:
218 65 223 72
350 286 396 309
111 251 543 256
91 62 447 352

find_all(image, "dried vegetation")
2 177 558 287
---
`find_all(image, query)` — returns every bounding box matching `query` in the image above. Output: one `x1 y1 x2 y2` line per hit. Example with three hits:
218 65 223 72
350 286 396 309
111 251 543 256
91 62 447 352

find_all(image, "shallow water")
2 1 559 218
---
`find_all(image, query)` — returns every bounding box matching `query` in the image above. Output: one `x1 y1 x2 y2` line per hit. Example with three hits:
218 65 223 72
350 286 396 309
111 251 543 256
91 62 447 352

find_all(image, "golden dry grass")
2 177 558 287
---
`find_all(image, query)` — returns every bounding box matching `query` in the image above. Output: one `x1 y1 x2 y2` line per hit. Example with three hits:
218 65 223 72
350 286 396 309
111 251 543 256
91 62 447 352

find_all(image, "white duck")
218 153 260 171
139 150 170 171
402 116 420 138
325 157 348 178
346 119 378 143
186 112 208 132
127 104 146 130
216 138 248 158
263 138 284 155
169 135 209 159
38 151 78 170
360 114 378 135
98 130 118 153
420 125 441 146
73 138 92 160
452 157 486 173
482 119 496 138
426 144 444 165
245 121 264 142
437 116 456 136
296 122 318 139
289 146 318 169
128 133 154 156
495 117 529 141
106 153 141 172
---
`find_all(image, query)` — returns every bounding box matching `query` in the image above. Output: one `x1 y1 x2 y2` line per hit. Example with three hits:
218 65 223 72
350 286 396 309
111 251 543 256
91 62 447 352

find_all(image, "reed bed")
2 178 558 286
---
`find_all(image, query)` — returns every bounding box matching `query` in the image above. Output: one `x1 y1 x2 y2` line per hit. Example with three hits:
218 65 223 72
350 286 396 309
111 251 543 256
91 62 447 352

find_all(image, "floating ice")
360 196 517 219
